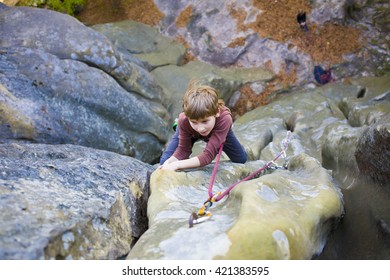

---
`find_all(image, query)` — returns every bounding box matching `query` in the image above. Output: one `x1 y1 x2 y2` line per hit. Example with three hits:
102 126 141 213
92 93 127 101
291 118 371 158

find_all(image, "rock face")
92 20 187 69
90 21 274 118
127 153 344 260
0 4 389 260
128 75 390 260
154 0 313 84
0 143 154 259
151 60 274 118
355 114 390 185
0 5 170 163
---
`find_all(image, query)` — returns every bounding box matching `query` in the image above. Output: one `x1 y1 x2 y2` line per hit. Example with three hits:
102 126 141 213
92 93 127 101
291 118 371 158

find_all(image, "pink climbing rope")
189 131 292 227
207 143 224 199
207 131 291 202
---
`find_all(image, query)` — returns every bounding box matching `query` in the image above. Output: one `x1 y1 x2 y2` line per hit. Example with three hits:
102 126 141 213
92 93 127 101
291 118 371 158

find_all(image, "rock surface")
355 114 390 185
0 3 389 260
127 153 343 260
0 6 170 163
0 143 153 259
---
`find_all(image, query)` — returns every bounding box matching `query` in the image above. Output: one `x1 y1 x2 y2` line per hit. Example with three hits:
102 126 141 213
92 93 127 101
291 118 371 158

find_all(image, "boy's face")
189 113 219 137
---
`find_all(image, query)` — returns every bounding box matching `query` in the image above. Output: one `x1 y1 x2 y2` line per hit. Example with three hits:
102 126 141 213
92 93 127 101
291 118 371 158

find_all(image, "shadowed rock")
355 114 390 186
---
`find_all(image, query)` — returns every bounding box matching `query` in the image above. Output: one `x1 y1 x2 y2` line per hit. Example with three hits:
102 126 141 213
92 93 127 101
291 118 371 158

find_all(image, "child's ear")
216 112 220 118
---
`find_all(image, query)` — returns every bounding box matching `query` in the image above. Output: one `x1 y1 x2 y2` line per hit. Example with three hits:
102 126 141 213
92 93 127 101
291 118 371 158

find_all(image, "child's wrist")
174 161 181 170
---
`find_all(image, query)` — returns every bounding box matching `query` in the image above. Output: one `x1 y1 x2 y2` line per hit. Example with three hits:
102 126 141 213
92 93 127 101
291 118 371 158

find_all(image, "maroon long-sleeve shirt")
172 106 232 166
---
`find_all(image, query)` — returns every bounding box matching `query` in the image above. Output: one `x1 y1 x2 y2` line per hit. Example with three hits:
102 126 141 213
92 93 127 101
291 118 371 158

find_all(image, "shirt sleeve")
172 113 193 160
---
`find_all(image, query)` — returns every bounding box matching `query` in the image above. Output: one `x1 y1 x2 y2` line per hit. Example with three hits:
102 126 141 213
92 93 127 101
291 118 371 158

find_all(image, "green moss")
17 0 85 16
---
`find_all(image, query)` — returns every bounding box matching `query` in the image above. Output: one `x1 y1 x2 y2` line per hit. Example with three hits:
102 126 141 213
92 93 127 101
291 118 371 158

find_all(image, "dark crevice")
357 87 366 98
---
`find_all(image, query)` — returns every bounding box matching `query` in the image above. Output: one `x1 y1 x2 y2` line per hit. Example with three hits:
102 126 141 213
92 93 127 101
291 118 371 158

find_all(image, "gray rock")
310 0 348 25
155 0 313 85
0 47 169 163
322 122 366 185
340 77 390 127
92 20 186 68
0 3 389 260
355 115 390 185
0 6 172 163
0 5 170 105
0 143 154 259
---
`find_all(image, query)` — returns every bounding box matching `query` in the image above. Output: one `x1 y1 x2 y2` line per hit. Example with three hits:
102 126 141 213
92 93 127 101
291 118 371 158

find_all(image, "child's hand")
159 162 179 171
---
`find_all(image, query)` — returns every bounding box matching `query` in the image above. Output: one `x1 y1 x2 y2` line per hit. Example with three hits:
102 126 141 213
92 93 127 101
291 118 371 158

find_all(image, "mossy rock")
17 0 85 16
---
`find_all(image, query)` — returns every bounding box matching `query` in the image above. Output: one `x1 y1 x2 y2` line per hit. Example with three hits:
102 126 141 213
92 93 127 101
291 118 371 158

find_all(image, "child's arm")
160 156 201 171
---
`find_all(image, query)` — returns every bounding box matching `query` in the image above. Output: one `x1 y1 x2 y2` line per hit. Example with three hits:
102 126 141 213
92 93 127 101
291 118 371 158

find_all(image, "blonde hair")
183 80 225 120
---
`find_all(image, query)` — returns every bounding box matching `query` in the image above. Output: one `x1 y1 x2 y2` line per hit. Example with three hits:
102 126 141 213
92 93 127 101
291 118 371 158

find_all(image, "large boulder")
320 76 390 185
355 114 390 185
0 46 169 163
127 152 344 259
0 5 156 96
0 143 154 259
0 6 171 163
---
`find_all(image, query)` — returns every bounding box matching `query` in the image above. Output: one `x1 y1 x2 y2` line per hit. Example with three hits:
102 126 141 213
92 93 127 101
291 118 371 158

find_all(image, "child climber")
159 80 248 171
